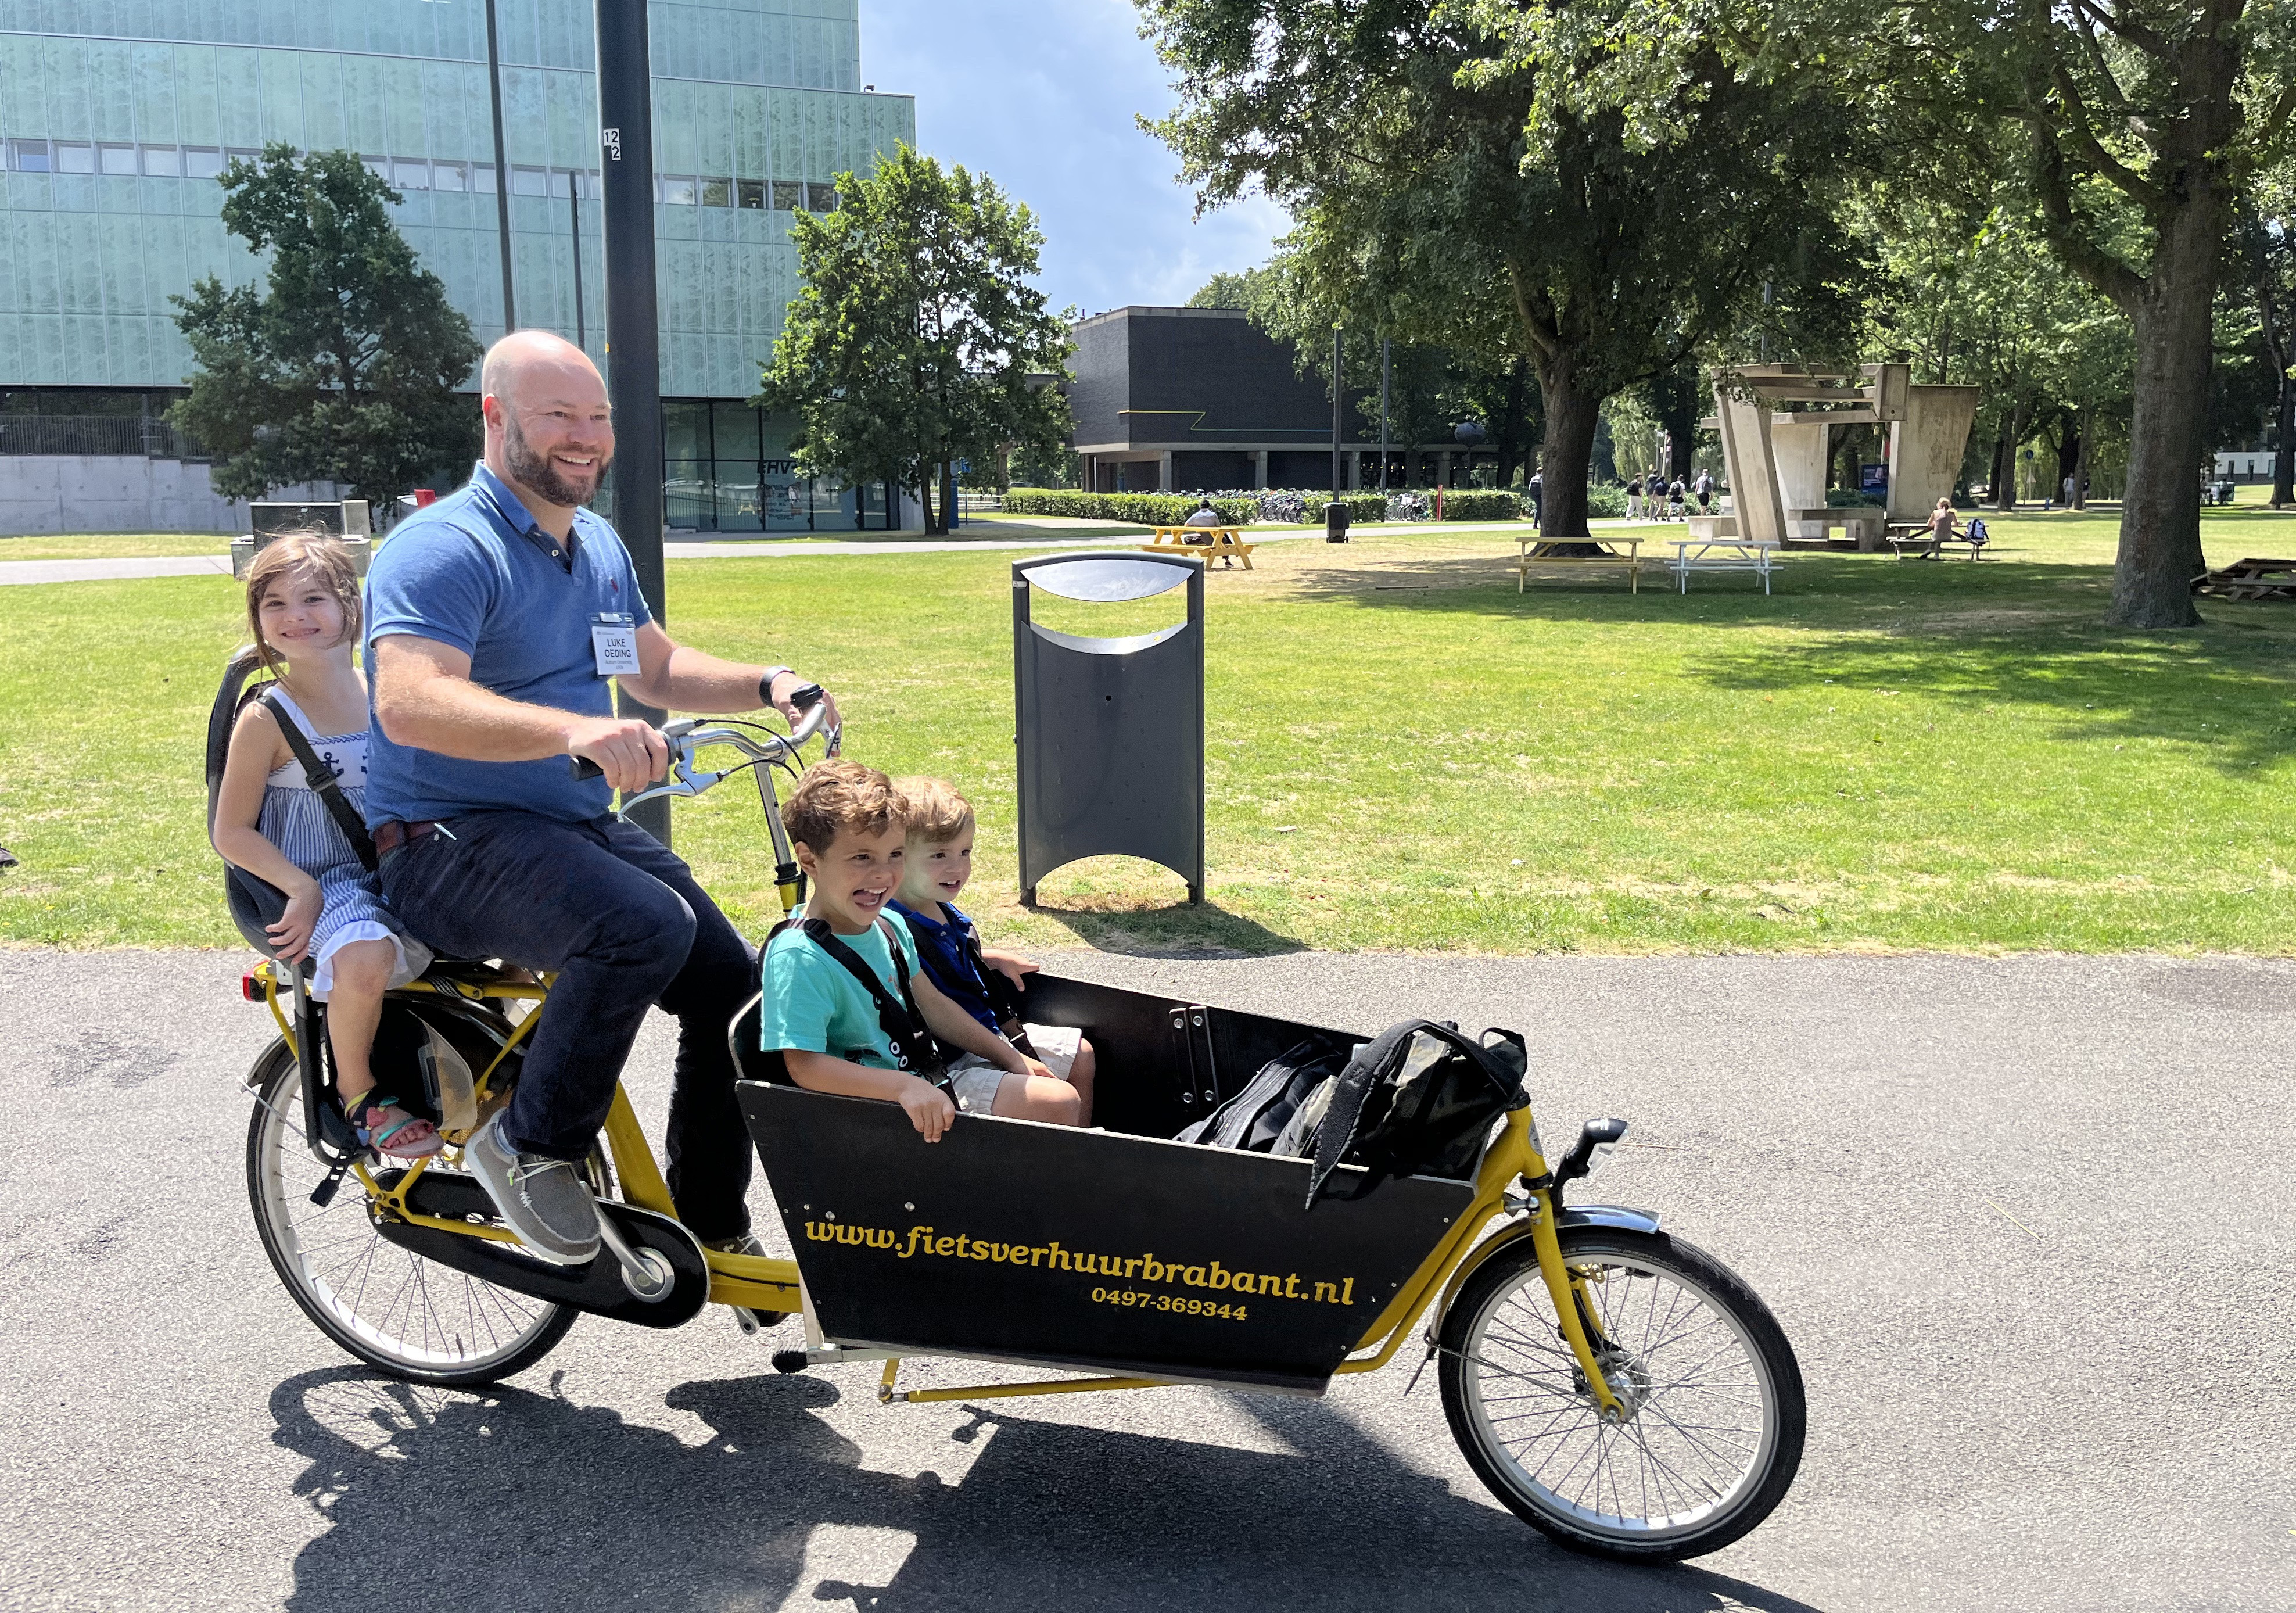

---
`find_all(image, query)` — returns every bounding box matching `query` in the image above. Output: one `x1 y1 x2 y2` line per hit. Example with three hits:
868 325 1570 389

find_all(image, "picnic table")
1144 525 1255 569
1516 534 1644 593
1885 523 1990 561
1667 534 1781 594
2192 557 2296 601
1787 507 1886 550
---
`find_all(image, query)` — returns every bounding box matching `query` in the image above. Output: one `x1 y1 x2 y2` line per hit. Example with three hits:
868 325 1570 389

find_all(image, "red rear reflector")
242 972 264 1003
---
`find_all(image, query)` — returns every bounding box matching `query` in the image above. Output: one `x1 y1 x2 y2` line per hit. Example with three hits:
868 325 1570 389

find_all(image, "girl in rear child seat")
212 533 437 1156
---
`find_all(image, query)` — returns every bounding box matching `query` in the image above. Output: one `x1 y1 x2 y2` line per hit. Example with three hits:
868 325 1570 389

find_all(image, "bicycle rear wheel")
245 1037 579 1385
1438 1225 1804 1561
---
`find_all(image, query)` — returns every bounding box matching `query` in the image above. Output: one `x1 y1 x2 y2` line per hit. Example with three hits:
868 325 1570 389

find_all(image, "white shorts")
946 1023 1082 1114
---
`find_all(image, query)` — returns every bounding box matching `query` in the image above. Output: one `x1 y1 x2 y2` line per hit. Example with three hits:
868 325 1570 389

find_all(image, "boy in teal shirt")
761 759 1081 1139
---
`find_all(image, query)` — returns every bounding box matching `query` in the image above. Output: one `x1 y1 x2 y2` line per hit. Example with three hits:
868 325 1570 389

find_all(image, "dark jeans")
382 810 758 1242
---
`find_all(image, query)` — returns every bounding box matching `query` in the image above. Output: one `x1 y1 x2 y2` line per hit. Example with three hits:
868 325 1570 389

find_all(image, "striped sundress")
257 686 432 998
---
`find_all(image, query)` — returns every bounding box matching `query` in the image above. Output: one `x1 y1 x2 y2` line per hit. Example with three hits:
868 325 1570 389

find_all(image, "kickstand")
309 1150 359 1207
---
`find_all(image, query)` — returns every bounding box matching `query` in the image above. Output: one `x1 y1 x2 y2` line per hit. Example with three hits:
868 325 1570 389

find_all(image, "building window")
184 147 224 180
8 139 51 171
737 178 765 209
661 175 697 205
699 177 731 207
53 141 93 174
512 165 547 196
433 160 467 192
363 155 389 179
98 144 136 175
472 163 497 194
394 158 430 190
142 146 180 177
772 180 802 210
226 148 261 166
806 183 838 211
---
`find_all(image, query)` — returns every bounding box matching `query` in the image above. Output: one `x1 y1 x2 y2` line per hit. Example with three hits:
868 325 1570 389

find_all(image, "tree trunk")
1496 363 1528 487
2072 404 2093 511
2111 221 2218 626
1988 432 2009 508
916 463 939 533
2053 414 2080 503
941 458 957 535
1535 360 1602 539
1994 403 2026 512
2273 374 2294 510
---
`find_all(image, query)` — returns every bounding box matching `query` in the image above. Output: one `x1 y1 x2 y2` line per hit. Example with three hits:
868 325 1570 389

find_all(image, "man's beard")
504 415 609 508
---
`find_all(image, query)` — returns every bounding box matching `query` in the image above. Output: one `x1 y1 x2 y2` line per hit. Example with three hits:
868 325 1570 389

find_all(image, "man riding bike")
364 329 839 1268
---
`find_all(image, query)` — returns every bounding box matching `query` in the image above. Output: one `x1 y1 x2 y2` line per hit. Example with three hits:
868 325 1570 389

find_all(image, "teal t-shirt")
760 908 924 1070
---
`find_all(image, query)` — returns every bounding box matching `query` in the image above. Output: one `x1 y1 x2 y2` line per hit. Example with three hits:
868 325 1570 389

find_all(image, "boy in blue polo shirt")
763 760 1086 1139
888 776 1096 1124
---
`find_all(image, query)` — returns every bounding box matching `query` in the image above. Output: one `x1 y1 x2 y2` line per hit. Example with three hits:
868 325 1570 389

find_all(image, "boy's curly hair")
894 776 974 844
782 758 903 853
243 531 363 679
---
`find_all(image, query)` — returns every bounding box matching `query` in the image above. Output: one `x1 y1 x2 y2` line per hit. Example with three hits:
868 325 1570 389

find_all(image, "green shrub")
1000 489 1258 525
1438 488 1524 521
1301 492 1390 524
1585 483 1628 518
1825 488 1883 507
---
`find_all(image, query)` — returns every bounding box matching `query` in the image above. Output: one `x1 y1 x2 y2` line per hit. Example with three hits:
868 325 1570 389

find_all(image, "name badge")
590 612 640 677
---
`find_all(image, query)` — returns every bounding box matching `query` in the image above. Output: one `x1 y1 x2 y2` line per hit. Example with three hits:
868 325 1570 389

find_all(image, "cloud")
858 0 1288 314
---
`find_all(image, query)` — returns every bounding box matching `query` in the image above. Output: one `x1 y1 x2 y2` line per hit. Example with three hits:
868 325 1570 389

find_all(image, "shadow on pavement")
270 1365 1824 1613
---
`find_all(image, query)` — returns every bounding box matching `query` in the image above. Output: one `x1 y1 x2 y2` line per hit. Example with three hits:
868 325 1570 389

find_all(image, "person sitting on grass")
213 534 436 1157
888 776 1096 1124
761 759 1085 1142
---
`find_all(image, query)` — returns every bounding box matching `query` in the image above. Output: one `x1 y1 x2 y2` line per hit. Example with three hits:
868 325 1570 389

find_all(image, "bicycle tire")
244 1035 579 1385
1438 1224 1804 1561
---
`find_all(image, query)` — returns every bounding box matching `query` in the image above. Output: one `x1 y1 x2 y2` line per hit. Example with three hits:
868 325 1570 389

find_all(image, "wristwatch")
758 666 795 707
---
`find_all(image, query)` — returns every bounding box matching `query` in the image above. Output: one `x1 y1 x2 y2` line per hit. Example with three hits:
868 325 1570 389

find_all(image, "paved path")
0 517 1614 585
3 947 2289 1611
0 554 235 586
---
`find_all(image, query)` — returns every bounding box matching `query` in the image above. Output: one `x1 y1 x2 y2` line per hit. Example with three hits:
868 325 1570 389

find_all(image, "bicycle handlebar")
570 683 830 783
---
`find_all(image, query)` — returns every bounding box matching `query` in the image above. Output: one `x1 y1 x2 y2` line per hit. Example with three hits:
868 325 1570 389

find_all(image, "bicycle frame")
246 720 1623 1413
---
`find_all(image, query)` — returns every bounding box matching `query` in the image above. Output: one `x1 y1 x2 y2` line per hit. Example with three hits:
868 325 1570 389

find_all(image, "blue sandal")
354 1095 443 1159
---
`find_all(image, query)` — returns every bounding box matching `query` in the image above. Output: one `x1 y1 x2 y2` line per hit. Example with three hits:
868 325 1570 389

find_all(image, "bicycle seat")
207 647 305 960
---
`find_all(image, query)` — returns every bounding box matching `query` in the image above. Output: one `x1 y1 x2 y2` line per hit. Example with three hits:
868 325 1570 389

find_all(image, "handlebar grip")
787 682 824 710
571 756 604 780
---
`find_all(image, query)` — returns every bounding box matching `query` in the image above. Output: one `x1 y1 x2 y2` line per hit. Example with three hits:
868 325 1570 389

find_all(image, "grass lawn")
5 504 2295 956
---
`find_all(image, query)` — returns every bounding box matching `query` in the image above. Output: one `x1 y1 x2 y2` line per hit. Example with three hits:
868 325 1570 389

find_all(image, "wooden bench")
1517 535 1644 593
1886 523 1991 561
1145 525 1255 569
2193 557 2296 600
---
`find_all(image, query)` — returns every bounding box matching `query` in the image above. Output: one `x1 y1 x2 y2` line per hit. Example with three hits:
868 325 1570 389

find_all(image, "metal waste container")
1013 552 1204 905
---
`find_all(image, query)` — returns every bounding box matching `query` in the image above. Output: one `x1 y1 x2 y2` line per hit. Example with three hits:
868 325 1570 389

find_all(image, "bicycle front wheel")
1438 1224 1804 1561
245 1037 579 1385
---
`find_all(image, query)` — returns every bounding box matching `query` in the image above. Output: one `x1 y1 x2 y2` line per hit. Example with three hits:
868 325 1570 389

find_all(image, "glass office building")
0 0 914 531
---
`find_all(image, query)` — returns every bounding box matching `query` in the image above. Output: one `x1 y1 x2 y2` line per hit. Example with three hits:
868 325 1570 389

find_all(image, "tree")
2245 164 2296 507
1140 0 1867 536
169 146 482 511
758 147 1072 535
1186 270 1272 309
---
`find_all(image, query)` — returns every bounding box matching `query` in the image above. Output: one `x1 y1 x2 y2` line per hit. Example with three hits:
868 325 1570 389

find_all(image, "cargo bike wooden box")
213 650 1806 1564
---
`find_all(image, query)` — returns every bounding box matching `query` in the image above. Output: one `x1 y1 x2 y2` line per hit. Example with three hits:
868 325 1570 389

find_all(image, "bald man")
363 330 837 1273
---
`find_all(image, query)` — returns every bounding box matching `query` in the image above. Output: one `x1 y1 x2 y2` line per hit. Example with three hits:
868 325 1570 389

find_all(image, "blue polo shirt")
363 463 652 825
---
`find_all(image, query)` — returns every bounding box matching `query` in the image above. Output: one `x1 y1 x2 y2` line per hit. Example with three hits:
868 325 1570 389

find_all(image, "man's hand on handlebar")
764 671 841 745
565 714 670 794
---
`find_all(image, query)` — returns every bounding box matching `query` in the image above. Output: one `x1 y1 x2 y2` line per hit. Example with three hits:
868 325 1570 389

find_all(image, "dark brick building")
1068 306 1379 493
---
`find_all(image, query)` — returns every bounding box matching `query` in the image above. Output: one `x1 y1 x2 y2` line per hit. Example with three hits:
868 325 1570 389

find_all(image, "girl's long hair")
244 532 363 681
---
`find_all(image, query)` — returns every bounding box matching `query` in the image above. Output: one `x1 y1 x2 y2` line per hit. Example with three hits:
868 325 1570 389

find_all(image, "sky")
856 0 1289 316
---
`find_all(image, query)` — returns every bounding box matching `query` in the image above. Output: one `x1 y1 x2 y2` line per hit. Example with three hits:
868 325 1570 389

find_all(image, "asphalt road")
4 946 2291 1613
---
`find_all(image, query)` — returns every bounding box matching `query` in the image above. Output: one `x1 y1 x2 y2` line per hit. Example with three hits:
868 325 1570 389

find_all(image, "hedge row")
1585 484 1628 518
1000 486 1530 525
999 489 1260 525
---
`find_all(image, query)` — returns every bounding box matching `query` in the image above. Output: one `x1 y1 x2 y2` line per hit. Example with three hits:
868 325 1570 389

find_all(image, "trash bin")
1012 552 1205 906
1325 501 1351 543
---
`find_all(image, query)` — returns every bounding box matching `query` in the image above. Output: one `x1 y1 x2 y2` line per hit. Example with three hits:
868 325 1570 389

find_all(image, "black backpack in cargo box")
1173 1034 1354 1152
1298 1020 1529 1206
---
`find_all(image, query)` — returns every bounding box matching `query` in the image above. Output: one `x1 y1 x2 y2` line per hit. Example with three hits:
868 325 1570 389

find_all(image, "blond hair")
243 532 363 679
782 757 903 853
895 776 974 845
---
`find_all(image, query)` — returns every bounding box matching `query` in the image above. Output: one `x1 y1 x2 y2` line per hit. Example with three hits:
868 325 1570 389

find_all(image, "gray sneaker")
466 1113 601 1265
